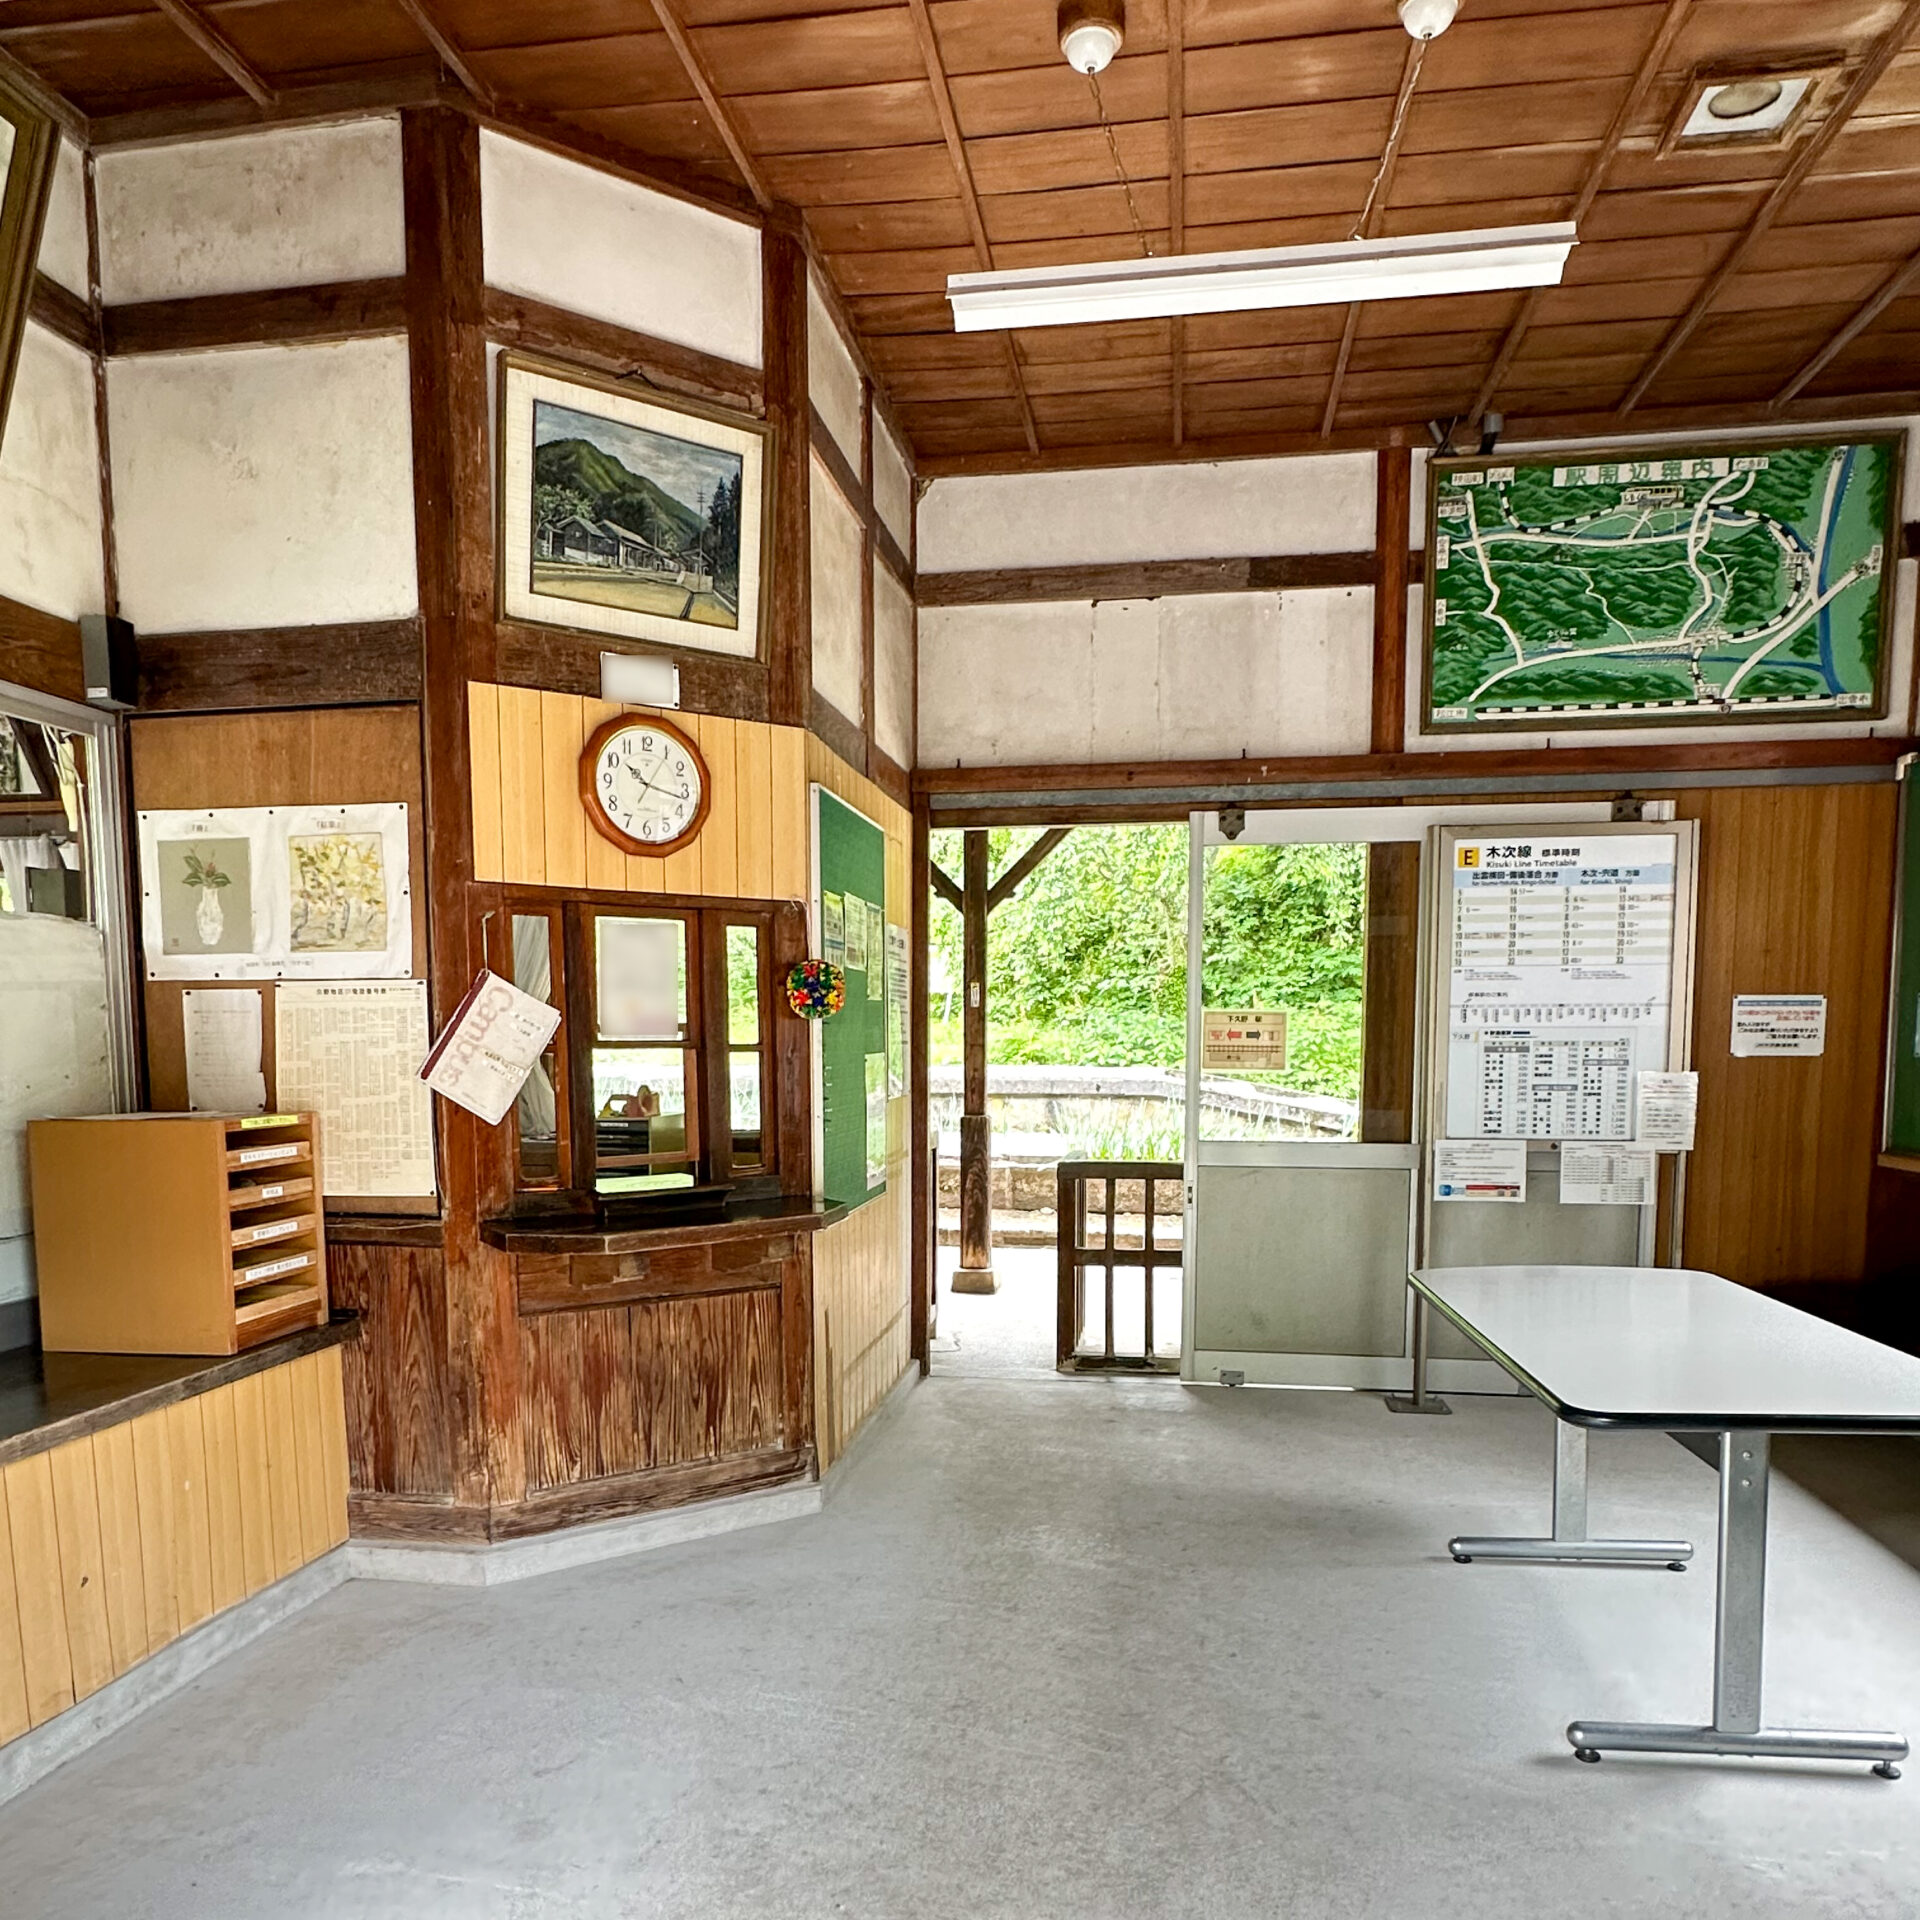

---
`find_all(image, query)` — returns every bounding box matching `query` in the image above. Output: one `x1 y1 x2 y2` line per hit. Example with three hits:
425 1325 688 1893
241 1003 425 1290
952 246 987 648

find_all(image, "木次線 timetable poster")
1444 835 1677 1142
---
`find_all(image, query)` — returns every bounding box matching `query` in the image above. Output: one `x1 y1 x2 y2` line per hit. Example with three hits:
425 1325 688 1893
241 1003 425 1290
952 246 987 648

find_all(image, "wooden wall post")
1372 445 1412 755
910 800 933 1364
763 212 812 728
954 826 995 1291
402 104 523 1515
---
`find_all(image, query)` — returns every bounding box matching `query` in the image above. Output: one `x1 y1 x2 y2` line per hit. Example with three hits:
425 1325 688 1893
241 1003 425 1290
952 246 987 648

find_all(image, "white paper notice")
1561 1144 1656 1206
1445 834 1677 1142
182 989 267 1114
1730 994 1827 1058
420 969 564 1127
1635 1070 1698 1151
1433 1139 1527 1202
275 981 436 1196
885 922 909 1097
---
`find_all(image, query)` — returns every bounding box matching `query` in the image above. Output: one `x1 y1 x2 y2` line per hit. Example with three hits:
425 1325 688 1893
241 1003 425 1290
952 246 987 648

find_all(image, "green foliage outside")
929 825 1366 1106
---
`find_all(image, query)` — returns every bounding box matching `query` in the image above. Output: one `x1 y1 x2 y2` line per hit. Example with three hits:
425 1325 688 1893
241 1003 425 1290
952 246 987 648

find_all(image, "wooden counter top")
0 1313 358 1469
481 1192 850 1256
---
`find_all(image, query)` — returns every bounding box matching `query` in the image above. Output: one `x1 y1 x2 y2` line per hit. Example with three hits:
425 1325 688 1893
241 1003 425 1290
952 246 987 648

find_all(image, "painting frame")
496 351 774 663
0 73 58 450
1418 429 1906 737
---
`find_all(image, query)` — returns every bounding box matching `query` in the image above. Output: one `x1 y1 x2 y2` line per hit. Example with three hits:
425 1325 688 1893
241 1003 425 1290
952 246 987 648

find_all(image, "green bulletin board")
1886 765 1920 1155
814 785 887 1207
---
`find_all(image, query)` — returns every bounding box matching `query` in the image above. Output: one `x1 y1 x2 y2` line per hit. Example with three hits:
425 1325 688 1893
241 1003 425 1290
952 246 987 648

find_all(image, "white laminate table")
1410 1264 1920 1777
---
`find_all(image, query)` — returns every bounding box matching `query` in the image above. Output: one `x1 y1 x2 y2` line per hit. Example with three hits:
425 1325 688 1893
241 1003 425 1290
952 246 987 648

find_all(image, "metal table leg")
1386 1290 1451 1416
1451 1419 1694 1568
1568 1431 1908 1777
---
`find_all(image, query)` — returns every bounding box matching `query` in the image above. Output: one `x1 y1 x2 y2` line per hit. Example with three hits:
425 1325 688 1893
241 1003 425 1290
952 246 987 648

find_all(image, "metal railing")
1056 1160 1183 1372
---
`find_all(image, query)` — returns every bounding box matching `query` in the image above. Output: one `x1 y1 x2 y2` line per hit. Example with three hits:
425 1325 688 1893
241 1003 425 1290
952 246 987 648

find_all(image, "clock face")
586 720 707 854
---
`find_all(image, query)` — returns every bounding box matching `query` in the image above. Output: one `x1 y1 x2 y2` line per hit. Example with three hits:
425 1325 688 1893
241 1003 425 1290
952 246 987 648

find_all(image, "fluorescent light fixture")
946 222 1578 333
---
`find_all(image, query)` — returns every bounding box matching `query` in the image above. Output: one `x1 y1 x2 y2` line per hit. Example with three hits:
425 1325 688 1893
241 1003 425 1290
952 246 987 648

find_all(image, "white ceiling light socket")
1398 0 1460 40
1059 0 1124 75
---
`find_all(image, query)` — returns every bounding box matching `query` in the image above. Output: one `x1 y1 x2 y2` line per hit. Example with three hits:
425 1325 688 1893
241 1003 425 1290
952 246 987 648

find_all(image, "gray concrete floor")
4 1379 1920 1918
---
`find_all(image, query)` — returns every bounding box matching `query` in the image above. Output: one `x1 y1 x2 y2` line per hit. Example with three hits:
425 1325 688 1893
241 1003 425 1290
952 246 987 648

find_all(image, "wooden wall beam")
150 0 278 107
103 279 408 356
135 620 424 711
916 550 1396 607
1470 0 1696 422
29 272 95 353
1617 0 1920 417
401 103 520 1514
1167 0 1186 449
910 800 932 1370
89 66 447 148
0 591 83 705
0 46 85 143
764 216 813 728
646 0 773 211
483 287 762 413
390 0 497 111
1371 448 1411 756
860 374 877 771
904 0 1038 456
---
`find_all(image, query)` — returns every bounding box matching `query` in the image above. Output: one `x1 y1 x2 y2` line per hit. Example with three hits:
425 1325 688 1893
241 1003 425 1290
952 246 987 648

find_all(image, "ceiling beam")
390 0 496 112
1616 0 1920 417
0 45 84 141
1772 244 1920 410
904 0 1039 456
1321 35 1425 438
1167 0 1186 448
150 0 277 108
646 0 774 211
1470 0 1696 423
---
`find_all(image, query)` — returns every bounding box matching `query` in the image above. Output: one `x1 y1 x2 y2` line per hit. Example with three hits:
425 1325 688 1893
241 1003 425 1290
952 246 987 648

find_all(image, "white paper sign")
1202 1008 1288 1071
1561 1144 1656 1206
276 981 436 1197
885 922 909 1097
1433 1139 1527 1202
420 969 564 1127
1635 1070 1698 1151
1730 994 1827 1058
182 988 267 1114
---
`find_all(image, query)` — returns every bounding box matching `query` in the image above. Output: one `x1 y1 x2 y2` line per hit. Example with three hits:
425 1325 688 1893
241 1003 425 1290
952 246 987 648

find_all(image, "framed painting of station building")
1420 431 1905 734
497 354 773 660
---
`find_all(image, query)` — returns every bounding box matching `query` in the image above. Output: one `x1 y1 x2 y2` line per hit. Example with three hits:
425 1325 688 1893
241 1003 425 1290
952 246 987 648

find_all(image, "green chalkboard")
1886 766 1920 1154
815 786 887 1208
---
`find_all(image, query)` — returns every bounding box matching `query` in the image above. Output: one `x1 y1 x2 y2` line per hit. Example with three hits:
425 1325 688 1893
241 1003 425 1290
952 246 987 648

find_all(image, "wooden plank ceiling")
8 0 1920 471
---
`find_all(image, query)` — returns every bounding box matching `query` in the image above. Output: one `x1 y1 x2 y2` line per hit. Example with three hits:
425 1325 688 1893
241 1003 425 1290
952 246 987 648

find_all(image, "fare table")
1409 1265 1920 1777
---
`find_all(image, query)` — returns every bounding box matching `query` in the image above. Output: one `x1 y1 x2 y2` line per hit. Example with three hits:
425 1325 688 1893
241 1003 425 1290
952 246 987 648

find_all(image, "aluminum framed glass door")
1180 804 1614 1391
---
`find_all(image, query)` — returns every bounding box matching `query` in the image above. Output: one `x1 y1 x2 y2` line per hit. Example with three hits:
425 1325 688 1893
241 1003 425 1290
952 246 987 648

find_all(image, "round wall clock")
579 713 712 857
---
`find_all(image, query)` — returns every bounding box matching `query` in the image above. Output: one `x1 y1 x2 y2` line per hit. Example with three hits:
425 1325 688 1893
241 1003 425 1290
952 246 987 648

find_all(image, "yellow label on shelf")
237 1114 299 1130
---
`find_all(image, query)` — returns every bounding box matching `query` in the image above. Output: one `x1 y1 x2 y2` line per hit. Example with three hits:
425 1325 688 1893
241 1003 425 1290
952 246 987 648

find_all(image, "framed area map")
1421 433 1903 732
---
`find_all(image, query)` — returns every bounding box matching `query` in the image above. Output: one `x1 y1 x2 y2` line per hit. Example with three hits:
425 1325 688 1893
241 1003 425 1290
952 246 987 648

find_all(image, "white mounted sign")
1560 1144 1656 1206
1730 994 1827 1058
1433 1139 1527 1202
1635 1070 1698 1151
1202 1008 1288 1071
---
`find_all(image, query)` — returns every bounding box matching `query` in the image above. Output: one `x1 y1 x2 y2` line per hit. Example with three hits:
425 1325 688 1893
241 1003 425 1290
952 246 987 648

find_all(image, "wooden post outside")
953 826 996 1291
910 800 933 1370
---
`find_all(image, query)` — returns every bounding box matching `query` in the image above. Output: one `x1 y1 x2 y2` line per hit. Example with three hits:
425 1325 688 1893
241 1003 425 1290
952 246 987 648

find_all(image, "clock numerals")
588 723 702 851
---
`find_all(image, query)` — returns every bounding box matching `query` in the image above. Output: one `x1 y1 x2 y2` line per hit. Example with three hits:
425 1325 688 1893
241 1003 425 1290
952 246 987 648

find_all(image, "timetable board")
1442 832 1682 1142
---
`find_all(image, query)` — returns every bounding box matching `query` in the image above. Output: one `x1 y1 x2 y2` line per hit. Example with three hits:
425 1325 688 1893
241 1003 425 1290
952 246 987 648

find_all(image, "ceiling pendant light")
1397 0 1460 39
1058 0 1124 76
946 222 1577 332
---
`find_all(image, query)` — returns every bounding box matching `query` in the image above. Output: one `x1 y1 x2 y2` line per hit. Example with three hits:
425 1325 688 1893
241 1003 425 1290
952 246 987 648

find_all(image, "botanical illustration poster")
137 808 273 980
138 804 411 981
498 358 768 660
1423 434 1900 732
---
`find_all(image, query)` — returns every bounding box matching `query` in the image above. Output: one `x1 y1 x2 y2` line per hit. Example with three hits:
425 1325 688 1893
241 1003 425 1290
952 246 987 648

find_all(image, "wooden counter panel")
520 1285 788 1494
515 1237 794 1315
327 1244 451 1500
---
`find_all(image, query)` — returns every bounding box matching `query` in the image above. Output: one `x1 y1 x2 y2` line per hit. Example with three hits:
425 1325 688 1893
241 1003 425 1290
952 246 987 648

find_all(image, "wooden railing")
1056 1160 1184 1372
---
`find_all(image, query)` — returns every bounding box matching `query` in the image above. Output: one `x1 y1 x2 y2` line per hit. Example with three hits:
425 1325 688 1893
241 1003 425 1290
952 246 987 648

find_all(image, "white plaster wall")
810 453 864 722
808 275 862 469
917 451 1377 572
873 413 913 557
38 139 89 298
918 589 1372 767
480 132 762 370
0 325 103 621
95 119 406 305
108 338 418 633
873 559 914 767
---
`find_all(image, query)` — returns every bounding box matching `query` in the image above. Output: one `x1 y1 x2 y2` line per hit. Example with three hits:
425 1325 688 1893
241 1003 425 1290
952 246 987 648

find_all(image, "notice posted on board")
1433 1139 1527 1203
1730 994 1827 1058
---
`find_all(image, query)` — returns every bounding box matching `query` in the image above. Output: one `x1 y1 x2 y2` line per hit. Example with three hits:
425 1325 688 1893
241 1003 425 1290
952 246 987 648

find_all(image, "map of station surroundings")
1424 437 1898 730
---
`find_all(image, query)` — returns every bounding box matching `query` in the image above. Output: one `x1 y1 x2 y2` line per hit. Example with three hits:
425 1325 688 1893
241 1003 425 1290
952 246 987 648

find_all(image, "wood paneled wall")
469 683 810 900
0 1350 348 1747
1677 781 1899 1288
328 1244 452 1501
